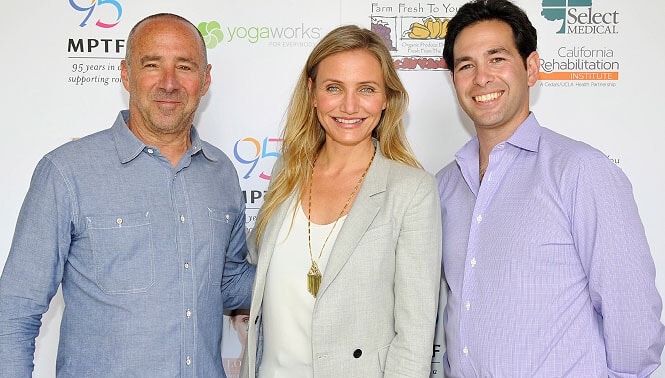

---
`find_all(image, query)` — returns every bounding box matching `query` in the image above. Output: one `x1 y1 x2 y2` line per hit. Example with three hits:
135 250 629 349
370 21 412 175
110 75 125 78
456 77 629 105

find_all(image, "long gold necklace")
306 146 376 297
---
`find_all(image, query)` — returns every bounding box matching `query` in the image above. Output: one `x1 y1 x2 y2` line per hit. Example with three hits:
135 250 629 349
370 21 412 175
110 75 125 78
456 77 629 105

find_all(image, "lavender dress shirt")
436 113 664 377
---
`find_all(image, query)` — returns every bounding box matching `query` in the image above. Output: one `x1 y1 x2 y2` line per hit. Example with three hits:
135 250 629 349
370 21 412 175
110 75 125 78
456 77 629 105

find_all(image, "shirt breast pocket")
86 211 154 294
208 207 238 286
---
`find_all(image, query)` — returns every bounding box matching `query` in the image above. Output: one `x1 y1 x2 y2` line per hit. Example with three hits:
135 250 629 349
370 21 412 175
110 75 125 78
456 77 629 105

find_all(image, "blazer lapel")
316 147 389 298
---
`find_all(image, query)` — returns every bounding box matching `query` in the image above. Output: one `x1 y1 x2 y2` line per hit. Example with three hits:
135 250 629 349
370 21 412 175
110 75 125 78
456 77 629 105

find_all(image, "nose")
159 67 181 92
473 63 493 87
340 91 360 114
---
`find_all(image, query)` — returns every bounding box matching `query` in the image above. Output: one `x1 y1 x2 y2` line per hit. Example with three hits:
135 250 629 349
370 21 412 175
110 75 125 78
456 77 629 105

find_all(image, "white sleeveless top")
259 197 346 377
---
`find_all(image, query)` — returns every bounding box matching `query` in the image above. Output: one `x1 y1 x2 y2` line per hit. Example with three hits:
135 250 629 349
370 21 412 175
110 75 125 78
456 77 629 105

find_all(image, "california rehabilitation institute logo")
541 0 619 35
69 0 123 28
538 0 621 85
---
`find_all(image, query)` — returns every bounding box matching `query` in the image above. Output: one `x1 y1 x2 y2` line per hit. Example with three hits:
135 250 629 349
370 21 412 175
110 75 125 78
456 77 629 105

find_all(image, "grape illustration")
371 20 396 51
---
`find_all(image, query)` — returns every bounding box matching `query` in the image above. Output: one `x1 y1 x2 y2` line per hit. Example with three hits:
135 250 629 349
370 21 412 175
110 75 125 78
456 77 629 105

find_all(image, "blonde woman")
241 25 442 378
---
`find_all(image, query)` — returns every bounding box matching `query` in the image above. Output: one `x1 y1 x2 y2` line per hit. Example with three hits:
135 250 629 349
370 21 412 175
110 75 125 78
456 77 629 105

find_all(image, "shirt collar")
455 112 541 163
505 112 541 153
112 110 219 164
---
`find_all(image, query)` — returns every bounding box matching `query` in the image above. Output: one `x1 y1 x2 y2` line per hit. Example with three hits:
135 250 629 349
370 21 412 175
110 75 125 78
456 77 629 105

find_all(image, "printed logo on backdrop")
233 136 283 232
542 0 618 35
67 0 125 88
370 2 457 71
197 21 321 48
539 0 621 87
70 0 123 28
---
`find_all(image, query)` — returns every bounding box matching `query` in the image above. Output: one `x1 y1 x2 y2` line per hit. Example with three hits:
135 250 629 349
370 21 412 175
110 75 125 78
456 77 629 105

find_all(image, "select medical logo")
539 0 620 84
541 0 619 35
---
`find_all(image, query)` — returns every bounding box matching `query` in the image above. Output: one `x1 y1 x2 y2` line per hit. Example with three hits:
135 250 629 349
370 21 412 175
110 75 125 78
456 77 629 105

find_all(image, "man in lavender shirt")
436 0 665 376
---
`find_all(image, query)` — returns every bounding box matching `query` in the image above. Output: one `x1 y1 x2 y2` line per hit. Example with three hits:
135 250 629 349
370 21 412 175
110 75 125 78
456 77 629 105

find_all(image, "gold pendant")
307 261 322 297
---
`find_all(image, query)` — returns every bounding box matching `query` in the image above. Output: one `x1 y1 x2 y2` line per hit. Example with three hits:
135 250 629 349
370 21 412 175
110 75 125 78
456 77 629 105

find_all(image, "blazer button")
353 349 362 358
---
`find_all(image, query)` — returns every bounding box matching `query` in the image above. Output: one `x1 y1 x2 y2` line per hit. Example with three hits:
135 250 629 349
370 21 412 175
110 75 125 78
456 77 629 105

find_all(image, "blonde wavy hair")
254 24 422 244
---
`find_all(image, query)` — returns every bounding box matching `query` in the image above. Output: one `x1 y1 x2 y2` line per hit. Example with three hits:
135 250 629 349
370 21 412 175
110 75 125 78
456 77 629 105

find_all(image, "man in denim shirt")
0 13 255 377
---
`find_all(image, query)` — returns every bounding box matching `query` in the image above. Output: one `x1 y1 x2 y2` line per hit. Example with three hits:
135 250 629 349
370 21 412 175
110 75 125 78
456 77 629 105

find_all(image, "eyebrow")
453 46 512 67
486 47 511 56
139 55 200 68
319 78 382 86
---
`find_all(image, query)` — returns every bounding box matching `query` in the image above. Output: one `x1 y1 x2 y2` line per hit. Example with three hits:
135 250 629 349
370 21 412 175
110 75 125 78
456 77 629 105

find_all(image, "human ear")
526 51 540 87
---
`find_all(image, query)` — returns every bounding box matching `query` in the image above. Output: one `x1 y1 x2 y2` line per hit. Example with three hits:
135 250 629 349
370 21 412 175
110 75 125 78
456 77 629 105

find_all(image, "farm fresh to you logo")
197 21 321 48
69 0 122 28
541 0 619 34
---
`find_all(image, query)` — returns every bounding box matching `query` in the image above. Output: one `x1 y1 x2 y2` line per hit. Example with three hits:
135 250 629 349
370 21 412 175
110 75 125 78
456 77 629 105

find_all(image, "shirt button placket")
462 212 481 369
172 173 195 376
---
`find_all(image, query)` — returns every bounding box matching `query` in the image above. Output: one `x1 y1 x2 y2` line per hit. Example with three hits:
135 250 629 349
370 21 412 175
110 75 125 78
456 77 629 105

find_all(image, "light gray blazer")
241 147 442 378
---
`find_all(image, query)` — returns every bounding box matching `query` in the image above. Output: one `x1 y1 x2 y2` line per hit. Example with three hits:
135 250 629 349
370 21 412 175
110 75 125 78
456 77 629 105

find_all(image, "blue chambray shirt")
0 110 255 377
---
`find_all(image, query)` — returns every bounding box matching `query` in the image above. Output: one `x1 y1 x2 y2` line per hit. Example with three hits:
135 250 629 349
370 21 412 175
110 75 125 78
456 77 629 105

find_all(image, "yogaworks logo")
541 0 619 35
69 0 123 28
197 20 321 48
198 21 224 48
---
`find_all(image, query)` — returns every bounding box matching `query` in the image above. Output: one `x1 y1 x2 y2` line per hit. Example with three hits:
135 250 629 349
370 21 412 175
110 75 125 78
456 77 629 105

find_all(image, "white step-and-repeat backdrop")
1 1 663 376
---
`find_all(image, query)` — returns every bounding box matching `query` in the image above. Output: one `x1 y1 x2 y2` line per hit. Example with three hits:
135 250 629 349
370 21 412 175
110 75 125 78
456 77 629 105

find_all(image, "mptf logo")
541 0 619 35
233 137 282 180
69 0 123 28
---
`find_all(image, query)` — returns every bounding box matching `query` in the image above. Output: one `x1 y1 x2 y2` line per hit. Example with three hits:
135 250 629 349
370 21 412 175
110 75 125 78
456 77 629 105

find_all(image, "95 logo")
69 0 123 28
234 137 282 180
